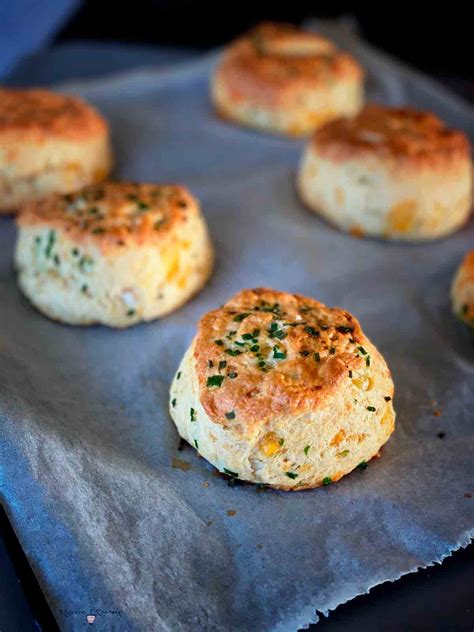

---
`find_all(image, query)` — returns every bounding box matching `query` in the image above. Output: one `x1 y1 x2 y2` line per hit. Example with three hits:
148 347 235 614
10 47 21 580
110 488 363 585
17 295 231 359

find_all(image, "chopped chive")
357 461 368 471
215 339 224 346
233 313 250 322
323 476 332 486
208 360 214 368
367 406 376 412
127 309 136 317
348 370 353 378
225 410 236 420
279 438 285 446
78 255 94 273
190 408 197 422
304 445 310 456
250 344 260 352
285 471 298 480
336 325 354 334
300 350 310 357
304 326 319 337
384 396 392 402
357 345 367 356
225 349 241 356
314 352 320 363
273 347 286 359
194 439 199 449
72 248 80 257
228 372 238 379
329 347 336 355
242 333 253 340
223 468 238 478
340 449 350 457
53 254 60 266
81 284 88 294
171 398 177 408
44 230 56 258
365 356 371 367
218 360 227 370
207 375 225 388
177 372 181 380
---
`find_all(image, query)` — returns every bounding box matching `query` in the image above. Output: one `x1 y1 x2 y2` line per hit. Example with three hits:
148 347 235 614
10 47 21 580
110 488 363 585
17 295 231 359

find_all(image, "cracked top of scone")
194 288 392 429
311 104 470 166
17 182 198 250
0 88 107 141
218 22 363 103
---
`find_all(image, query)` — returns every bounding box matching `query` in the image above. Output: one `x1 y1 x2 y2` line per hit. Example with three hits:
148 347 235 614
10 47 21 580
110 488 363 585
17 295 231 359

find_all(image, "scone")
0 87 112 213
211 22 364 137
451 251 474 328
169 288 395 490
15 182 214 327
298 104 472 240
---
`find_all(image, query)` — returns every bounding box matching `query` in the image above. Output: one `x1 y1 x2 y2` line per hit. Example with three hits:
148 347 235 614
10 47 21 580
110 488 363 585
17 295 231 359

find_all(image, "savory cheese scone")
211 22 364 137
451 251 474 328
298 104 472 240
0 87 112 213
15 182 214 327
170 288 395 490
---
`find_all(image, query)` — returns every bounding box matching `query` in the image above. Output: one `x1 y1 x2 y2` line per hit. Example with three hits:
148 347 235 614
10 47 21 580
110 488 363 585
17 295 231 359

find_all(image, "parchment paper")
1 23 473 632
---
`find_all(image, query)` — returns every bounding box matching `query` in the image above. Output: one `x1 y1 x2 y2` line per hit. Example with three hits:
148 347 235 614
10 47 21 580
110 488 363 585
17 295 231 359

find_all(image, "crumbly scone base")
211 22 364 137
298 144 472 240
170 289 395 490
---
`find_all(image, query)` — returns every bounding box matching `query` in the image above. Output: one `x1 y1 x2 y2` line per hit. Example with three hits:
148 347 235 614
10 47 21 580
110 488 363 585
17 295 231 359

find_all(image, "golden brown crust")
16 181 198 252
215 22 363 109
0 88 107 141
194 288 389 430
452 250 474 325
311 104 470 167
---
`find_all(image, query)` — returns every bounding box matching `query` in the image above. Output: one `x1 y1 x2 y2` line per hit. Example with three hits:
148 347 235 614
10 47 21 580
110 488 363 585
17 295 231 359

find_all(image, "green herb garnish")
367 406 376 412
190 408 197 421
233 313 250 322
323 476 332 486
357 461 368 471
225 411 236 420
223 468 238 478
304 445 310 456
336 325 354 334
207 375 225 388
44 230 56 258
285 471 298 480
273 347 287 359
225 349 241 356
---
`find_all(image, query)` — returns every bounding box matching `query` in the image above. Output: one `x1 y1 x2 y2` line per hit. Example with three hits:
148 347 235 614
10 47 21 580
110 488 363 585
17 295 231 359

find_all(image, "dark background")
55 1 473 100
